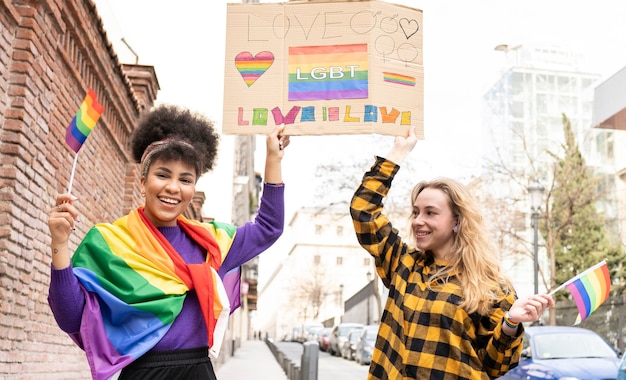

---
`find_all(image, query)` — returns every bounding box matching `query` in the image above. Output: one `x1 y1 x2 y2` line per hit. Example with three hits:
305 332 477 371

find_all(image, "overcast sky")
95 0 626 216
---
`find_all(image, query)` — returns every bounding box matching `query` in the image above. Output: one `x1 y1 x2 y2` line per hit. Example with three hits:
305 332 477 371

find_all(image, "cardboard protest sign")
223 0 423 137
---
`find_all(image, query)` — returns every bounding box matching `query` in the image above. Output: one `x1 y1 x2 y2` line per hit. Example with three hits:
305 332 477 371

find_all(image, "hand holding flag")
549 260 611 325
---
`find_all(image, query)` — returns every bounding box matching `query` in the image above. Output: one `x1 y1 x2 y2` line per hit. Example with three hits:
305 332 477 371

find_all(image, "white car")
328 323 364 356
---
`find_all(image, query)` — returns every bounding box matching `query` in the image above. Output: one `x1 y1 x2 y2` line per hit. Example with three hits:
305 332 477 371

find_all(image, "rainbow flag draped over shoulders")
563 260 611 325
70 208 238 380
65 89 104 153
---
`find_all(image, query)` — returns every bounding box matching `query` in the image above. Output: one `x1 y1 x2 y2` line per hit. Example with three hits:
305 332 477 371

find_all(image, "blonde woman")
349 127 553 379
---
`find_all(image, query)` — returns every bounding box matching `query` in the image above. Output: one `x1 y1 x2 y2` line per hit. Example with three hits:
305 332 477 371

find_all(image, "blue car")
497 325 621 380
619 352 626 380
355 324 379 365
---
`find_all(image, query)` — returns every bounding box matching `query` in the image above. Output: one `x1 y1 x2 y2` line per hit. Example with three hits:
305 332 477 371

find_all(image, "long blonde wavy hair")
410 178 514 316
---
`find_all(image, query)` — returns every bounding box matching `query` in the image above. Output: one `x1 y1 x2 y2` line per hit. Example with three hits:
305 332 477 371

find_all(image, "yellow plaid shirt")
350 157 523 379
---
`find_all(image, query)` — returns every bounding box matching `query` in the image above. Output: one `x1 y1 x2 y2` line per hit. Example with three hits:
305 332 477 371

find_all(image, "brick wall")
0 0 159 378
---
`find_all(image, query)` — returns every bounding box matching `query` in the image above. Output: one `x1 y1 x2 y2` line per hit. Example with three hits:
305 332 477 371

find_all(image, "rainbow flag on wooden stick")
551 260 611 325
65 89 104 153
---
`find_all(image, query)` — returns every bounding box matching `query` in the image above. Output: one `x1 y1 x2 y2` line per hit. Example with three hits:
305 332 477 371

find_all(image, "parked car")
309 326 325 342
317 327 333 352
329 322 364 356
355 324 379 365
341 327 364 360
296 322 324 343
497 325 621 380
619 351 626 380
290 326 301 342
303 322 324 343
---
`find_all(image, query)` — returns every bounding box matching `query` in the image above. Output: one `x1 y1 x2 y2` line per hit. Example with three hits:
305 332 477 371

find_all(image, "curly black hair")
130 104 220 176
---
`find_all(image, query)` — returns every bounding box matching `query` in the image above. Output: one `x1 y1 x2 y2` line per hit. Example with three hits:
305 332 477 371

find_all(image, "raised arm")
264 125 290 184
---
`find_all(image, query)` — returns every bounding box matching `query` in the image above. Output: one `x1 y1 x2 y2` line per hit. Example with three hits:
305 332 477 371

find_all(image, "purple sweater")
48 183 284 351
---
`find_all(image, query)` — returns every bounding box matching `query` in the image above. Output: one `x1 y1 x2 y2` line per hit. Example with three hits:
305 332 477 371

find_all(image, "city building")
591 65 626 246
0 1 158 378
0 1 259 377
482 43 624 296
255 205 378 340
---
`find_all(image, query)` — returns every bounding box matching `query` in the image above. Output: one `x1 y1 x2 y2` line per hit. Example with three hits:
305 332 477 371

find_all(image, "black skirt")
119 347 216 380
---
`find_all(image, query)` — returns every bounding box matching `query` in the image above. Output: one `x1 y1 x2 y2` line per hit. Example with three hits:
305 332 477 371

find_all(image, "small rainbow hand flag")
65 89 104 153
558 260 611 325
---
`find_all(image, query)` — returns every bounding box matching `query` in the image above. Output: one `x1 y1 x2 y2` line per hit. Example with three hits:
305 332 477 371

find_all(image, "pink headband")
140 138 195 176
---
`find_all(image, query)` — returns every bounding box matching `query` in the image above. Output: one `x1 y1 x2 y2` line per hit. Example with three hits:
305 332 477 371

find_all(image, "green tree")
479 113 625 326
546 115 626 302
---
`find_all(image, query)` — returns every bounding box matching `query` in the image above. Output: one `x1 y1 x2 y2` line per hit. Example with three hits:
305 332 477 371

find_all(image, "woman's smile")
140 158 196 227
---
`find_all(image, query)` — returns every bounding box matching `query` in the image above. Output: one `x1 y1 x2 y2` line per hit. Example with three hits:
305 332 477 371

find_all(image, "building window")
336 225 343 236
315 224 323 235
314 255 321 265
336 256 343 265
364 258 370 266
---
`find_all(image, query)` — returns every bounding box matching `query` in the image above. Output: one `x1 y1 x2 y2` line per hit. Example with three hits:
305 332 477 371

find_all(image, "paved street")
215 339 369 380
215 339 288 379
274 341 369 380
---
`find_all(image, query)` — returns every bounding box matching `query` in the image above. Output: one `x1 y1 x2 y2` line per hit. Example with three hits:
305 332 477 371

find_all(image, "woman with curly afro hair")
47 104 290 380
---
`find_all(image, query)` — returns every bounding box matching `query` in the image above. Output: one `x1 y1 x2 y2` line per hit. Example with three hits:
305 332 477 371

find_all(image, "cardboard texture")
223 0 423 137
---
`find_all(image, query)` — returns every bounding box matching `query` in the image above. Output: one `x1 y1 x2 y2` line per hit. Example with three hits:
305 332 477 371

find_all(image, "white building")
255 205 377 340
481 43 624 296
592 65 626 246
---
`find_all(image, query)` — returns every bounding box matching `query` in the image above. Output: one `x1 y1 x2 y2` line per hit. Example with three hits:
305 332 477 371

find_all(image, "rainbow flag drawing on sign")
562 260 611 325
383 72 416 87
288 44 368 101
65 89 104 153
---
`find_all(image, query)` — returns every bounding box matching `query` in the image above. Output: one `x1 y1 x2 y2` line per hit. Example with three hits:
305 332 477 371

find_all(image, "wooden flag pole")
548 260 608 296
67 152 79 195
548 282 567 296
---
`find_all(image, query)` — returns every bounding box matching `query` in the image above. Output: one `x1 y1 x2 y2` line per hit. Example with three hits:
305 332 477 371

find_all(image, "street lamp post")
339 284 344 322
366 271 372 325
527 181 545 295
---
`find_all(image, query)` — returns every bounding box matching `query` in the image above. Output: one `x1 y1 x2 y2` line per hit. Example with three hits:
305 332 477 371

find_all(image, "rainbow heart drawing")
235 51 275 87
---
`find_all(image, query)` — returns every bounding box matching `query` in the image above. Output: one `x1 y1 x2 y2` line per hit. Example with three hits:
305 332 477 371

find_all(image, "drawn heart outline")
235 51 275 87
399 18 419 40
